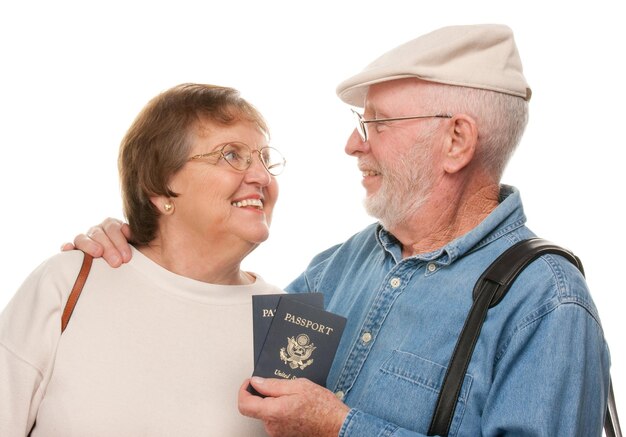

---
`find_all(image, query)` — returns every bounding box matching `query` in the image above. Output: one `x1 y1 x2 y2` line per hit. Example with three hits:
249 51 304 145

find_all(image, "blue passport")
248 296 346 396
251 293 324 365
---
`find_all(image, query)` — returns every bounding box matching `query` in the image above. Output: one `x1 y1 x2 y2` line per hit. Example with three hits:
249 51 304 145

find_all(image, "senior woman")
0 83 285 436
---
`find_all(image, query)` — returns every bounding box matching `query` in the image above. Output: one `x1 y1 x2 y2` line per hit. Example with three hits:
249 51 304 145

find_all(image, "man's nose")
345 128 369 156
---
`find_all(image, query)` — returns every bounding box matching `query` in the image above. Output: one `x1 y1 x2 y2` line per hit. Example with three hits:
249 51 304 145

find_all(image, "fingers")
248 376 311 397
238 377 350 437
85 224 122 267
73 233 105 258
60 242 76 251
102 218 133 263
71 218 133 268
238 378 298 416
238 379 267 419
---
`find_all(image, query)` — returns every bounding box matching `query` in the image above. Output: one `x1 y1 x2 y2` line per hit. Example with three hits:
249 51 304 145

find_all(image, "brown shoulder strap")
61 252 93 333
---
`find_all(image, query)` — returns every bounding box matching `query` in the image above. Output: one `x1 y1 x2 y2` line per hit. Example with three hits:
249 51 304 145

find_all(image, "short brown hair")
119 83 269 245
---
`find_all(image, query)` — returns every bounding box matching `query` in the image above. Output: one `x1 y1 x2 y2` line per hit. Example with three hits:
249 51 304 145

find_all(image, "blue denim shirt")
287 186 610 437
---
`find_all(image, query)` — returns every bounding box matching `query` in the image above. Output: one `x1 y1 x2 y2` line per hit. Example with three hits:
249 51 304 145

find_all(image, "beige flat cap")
337 24 531 107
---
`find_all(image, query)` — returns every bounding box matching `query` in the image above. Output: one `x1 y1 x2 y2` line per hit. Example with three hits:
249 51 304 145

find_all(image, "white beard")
363 135 436 230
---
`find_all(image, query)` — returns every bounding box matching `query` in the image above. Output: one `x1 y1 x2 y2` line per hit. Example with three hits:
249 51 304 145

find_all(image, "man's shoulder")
522 250 593 305
463 233 592 303
309 223 380 263
483 237 598 321
470 238 604 359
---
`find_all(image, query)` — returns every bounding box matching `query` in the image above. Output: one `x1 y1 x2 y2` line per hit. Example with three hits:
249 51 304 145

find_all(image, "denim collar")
376 185 527 265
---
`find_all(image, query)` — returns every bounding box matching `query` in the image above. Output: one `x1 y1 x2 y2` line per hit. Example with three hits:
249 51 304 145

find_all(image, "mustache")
358 159 382 173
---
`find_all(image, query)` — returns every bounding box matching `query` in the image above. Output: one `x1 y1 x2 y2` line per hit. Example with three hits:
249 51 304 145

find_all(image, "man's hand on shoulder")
61 218 133 268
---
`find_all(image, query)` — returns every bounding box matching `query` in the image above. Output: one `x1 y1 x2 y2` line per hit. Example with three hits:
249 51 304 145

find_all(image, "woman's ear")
151 195 175 215
442 114 478 174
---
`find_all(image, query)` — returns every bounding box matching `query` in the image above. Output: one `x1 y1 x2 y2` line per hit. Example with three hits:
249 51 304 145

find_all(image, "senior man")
70 25 610 436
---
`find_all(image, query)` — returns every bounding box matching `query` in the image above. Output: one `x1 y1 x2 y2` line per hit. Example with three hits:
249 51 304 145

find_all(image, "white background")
1 0 624 421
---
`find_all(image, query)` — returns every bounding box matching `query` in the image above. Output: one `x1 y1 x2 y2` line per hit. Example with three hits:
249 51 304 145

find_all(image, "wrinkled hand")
238 377 350 437
61 218 133 267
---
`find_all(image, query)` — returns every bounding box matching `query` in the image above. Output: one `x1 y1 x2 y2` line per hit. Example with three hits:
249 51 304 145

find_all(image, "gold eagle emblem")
280 334 316 370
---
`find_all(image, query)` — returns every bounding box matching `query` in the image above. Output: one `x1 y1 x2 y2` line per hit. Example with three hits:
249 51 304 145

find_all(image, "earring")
164 203 174 213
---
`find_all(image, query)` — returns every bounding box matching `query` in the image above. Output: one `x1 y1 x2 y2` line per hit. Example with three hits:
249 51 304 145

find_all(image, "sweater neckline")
125 246 269 305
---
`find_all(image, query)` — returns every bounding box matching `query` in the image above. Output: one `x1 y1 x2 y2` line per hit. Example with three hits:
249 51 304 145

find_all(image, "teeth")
362 170 380 177
231 199 264 209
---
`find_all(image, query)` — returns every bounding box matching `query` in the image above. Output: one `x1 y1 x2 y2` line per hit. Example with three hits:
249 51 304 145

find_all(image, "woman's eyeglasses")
189 142 286 176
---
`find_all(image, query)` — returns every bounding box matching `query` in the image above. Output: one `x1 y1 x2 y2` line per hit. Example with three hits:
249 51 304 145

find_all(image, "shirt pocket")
354 349 472 436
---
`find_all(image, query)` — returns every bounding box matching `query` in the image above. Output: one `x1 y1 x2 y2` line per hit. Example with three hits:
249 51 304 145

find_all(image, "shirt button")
390 277 401 288
427 263 437 272
361 332 373 343
335 390 345 401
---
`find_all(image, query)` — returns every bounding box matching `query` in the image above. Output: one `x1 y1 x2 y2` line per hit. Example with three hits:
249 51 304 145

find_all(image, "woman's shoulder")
4 251 92 320
247 274 285 295
0 250 90 373
39 249 90 275
1 251 96 335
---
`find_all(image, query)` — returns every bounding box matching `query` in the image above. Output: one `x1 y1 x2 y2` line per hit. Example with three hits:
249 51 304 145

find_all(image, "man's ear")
442 114 478 174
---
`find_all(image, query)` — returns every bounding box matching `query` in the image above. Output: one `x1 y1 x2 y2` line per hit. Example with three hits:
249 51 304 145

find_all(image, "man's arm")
62 218 133 267
480 301 610 435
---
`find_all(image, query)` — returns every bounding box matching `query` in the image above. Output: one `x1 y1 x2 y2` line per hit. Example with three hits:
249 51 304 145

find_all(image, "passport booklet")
248 293 346 396
251 293 324 365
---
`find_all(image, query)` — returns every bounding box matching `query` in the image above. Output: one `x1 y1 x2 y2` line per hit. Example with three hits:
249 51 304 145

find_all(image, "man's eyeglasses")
351 109 452 142
188 142 286 176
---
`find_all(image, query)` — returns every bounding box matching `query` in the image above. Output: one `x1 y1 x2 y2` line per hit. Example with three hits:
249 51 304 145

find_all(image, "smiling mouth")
231 199 264 209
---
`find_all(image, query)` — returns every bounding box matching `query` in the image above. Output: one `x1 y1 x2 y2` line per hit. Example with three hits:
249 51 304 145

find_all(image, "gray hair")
418 81 529 179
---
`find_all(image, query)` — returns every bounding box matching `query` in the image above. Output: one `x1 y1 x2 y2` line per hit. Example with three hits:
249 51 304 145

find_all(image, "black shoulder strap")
427 238 619 436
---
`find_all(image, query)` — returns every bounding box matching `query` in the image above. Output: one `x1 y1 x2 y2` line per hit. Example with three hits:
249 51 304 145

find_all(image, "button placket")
333 264 415 397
